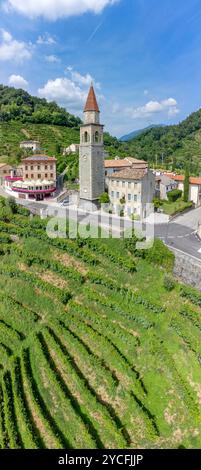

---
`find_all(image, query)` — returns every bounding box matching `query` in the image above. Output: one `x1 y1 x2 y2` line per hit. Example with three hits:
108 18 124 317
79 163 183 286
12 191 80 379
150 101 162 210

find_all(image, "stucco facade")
20 141 41 152
22 155 56 182
108 168 155 217
0 163 12 184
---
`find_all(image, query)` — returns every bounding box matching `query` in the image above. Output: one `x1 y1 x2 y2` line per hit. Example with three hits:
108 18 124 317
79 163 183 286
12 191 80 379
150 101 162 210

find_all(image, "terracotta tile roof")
22 155 56 162
125 157 147 165
104 157 148 169
164 172 201 185
190 177 201 184
84 85 100 112
104 160 132 168
108 168 147 180
20 140 40 144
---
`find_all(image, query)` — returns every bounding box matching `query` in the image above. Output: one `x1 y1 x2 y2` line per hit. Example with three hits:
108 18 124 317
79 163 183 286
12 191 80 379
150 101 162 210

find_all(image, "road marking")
198 248 201 253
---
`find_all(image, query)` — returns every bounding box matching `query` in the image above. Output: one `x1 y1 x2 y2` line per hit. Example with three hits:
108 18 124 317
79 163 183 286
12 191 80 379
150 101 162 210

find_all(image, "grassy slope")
0 122 80 163
0 208 201 449
0 122 124 166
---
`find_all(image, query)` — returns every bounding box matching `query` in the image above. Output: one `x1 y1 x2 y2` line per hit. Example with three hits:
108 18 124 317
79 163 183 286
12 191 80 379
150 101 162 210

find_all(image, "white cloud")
8 74 28 88
143 89 149 96
161 98 177 107
125 97 179 119
4 0 119 20
168 106 180 117
38 68 103 113
38 77 87 110
65 66 101 89
37 33 56 45
1 30 12 42
0 29 31 62
45 54 60 63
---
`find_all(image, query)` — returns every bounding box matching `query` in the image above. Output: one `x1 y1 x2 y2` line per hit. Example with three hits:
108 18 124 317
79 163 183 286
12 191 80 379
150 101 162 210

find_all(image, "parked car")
61 198 69 206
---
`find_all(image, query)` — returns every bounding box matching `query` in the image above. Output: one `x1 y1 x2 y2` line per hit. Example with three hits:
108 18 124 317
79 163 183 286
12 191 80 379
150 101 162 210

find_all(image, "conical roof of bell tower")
84 85 100 113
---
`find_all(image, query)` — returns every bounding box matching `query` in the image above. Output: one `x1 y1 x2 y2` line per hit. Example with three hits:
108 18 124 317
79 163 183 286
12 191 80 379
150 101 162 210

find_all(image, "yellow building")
0 163 12 182
22 155 56 182
4 155 57 201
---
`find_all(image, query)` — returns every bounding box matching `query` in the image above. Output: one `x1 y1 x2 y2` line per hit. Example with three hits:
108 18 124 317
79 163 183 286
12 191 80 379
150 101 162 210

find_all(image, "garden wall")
170 247 201 291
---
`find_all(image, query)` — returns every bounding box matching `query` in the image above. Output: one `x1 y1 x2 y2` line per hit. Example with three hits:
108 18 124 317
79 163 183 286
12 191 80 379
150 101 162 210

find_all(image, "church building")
79 85 105 209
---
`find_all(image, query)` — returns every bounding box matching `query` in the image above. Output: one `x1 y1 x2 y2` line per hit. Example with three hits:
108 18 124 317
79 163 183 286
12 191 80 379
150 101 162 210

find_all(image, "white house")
63 144 80 155
108 166 155 218
20 141 41 152
105 157 148 189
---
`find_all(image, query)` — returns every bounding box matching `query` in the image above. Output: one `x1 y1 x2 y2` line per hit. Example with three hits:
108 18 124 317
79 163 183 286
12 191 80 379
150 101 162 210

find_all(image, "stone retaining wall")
169 248 201 291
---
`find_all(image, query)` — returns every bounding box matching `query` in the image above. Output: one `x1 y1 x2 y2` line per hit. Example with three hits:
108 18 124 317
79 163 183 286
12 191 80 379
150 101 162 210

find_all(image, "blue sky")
0 0 201 137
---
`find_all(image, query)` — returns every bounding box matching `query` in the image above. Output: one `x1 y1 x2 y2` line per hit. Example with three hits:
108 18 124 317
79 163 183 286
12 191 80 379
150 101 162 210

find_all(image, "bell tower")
79 84 105 209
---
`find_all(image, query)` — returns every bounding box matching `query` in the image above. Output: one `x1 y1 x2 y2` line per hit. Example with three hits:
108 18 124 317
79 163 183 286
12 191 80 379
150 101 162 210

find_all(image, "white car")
61 199 69 206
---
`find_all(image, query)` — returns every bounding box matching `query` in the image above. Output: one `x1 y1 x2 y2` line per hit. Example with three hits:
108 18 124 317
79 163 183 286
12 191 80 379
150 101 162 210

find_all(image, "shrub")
167 189 182 203
130 214 140 221
0 233 12 244
180 286 201 306
144 239 175 272
99 192 110 204
6 197 18 214
60 291 72 305
153 198 163 210
16 206 30 216
0 207 12 222
124 230 139 255
163 275 175 291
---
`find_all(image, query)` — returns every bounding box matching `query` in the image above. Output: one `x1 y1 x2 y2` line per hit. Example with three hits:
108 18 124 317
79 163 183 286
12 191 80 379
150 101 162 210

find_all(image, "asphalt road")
19 199 201 263
1 187 201 263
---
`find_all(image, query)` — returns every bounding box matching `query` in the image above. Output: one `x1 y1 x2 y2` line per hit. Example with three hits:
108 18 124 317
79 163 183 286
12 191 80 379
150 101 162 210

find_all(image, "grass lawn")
161 198 192 216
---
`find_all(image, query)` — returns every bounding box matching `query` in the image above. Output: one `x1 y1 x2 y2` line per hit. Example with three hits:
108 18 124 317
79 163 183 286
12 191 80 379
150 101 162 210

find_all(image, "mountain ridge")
120 124 163 142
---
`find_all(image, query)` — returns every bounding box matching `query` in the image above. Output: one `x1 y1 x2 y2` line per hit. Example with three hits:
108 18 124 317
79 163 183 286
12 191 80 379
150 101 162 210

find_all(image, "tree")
183 164 190 202
99 192 110 204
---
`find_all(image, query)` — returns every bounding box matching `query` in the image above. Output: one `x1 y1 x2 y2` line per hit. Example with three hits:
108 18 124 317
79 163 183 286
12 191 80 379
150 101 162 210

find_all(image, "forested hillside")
122 109 201 174
0 85 81 128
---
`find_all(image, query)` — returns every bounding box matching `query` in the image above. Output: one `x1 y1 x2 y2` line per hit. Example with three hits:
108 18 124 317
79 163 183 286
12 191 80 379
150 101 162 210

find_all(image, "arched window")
84 131 90 143
95 131 99 143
